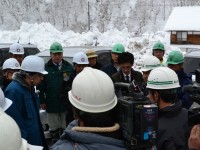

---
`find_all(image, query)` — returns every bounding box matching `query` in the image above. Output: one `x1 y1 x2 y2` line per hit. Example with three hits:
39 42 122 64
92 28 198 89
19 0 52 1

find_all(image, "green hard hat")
153 41 165 51
50 42 63 53
167 50 184 65
112 43 125 53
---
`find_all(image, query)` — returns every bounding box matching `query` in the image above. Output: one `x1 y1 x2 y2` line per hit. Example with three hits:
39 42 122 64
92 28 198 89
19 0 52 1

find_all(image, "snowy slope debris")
0 22 179 70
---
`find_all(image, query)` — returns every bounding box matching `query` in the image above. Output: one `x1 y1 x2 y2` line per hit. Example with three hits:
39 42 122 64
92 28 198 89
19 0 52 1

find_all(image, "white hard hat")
9 43 24 55
73 52 89 64
21 55 48 75
68 67 117 113
0 108 26 150
0 88 12 111
146 67 180 90
2 58 21 70
0 108 42 150
140 56 160 72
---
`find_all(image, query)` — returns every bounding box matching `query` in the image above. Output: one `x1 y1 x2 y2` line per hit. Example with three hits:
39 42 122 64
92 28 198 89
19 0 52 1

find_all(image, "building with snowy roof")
164 6 200 48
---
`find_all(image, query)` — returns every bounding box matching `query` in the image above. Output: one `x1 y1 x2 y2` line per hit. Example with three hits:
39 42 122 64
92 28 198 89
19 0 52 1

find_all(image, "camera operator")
146 67 188 150
51 67 127 150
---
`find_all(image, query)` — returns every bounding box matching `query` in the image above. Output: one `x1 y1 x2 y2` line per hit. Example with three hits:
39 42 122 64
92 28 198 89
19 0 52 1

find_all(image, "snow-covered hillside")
1 0 198 69
1 0 199 33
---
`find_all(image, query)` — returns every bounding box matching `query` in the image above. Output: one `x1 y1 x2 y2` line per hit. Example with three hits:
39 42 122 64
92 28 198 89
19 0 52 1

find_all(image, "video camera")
182 85 200 105
182 84 200 127
182 69 200 127
114 81 158 150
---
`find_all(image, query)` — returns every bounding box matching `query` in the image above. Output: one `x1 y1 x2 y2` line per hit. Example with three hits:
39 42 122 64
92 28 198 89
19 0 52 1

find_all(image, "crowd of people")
0 41 200 150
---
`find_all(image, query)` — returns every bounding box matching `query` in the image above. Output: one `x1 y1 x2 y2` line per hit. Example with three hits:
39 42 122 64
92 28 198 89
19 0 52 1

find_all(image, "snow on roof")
164 6 200 31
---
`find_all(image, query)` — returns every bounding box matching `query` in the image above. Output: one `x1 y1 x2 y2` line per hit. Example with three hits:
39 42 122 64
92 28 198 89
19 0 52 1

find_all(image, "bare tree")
0 0 200 32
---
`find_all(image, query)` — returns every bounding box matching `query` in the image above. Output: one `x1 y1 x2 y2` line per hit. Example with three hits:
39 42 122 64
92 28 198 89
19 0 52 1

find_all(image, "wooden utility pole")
163 0 165 20
87 1 90 31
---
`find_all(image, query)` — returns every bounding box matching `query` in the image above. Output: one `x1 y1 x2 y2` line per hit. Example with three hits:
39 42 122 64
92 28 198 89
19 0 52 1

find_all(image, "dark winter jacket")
50 120 128 150
176 69 193 109
60 71 77 125
4 73 48 149
112 69 144 96
90 62 103 70
37 59 74 113
112 69 144 84
0 75 11 91
156 101 188 150
101 63 118 77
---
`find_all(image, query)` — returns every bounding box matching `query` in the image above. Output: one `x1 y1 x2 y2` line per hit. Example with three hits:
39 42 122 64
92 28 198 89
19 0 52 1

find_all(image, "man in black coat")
112 52 144 96
147 67 188 150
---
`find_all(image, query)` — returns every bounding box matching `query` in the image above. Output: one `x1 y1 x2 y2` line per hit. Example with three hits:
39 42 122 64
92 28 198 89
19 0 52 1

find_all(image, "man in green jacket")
38 42 74 140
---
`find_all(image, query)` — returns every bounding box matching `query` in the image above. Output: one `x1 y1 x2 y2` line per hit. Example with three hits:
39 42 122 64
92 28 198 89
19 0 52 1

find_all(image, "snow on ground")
0 22 181 69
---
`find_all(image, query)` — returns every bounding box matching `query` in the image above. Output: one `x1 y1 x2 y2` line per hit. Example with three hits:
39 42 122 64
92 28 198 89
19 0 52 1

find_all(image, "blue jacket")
176 69 193 109
4 73 47 148
51 120 128 150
